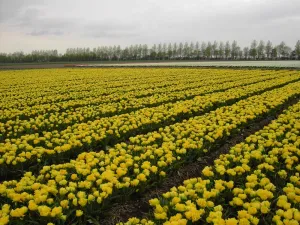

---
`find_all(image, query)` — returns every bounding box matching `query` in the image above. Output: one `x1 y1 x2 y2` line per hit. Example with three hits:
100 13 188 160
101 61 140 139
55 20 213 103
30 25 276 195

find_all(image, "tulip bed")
0 70 286 139
0 68 299 225
1 70 286 139
121 99 300 225
1 72 300 178
1 69 265 118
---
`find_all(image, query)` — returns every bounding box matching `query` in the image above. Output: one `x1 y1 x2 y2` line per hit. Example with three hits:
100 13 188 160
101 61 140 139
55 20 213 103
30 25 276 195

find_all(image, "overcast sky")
0 0 299 53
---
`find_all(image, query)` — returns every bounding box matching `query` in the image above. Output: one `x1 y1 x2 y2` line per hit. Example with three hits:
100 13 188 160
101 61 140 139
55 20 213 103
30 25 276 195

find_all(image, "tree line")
0 40 299 63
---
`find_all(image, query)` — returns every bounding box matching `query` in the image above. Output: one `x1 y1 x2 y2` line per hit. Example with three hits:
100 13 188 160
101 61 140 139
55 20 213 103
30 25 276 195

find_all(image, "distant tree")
285 46 292 58
112 45 117 60
134 45 139 60
212 41 218 58
167 43 173 59
219 42 225 59
249 40 258 59
116 45 122 60
224 41 231 59
173 43 178 58
190 42 195 59
157 43 162 59
277 42 285 58
231 40 239 59
271 48 278 59
277 41 291 58
138 44 143 59
294 40 300 59
127 46 132 59
0 40 297 63
238 49 243 59
243 47 249 59
205 42 212 59
162 43 167 59
150 44 157 59
178 42 183 58
142 44 148 59
195 41 200 59
265 41 272 59
108 46 114 60
200 42 207 59
257 40 265 59
183 42 189 58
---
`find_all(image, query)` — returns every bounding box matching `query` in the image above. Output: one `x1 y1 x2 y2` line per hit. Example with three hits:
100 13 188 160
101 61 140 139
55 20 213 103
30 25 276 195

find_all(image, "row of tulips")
1 70 208 110
1 75 299 177
0 70 287 139
1 68 196 99
0 81 299 224
1 69 278 123
120 100 300 225
1 68 245 111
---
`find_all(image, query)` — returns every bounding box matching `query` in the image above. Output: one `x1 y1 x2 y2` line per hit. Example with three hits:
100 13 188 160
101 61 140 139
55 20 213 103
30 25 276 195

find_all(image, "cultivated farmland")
0 68 299 225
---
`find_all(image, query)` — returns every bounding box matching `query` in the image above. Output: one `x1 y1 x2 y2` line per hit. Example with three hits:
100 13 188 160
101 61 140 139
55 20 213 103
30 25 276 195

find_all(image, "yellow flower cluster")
1 68 250 120
0 69 262 147
1 71 299 177
272 164 300 224
0 204 11 225
0 69 286 139
121 100 300 225
5 68 284 107
0 80 299 224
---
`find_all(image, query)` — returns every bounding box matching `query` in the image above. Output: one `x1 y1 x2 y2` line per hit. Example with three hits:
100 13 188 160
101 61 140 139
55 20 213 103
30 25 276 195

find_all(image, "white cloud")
0 0 299 53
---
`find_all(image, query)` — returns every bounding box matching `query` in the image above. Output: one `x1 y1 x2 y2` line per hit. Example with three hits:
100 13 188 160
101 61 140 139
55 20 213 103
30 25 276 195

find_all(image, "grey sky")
0 0 299 53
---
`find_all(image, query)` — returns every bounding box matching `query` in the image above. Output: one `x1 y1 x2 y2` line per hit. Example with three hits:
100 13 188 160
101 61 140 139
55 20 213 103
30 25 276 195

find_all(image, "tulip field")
0 68 299 225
